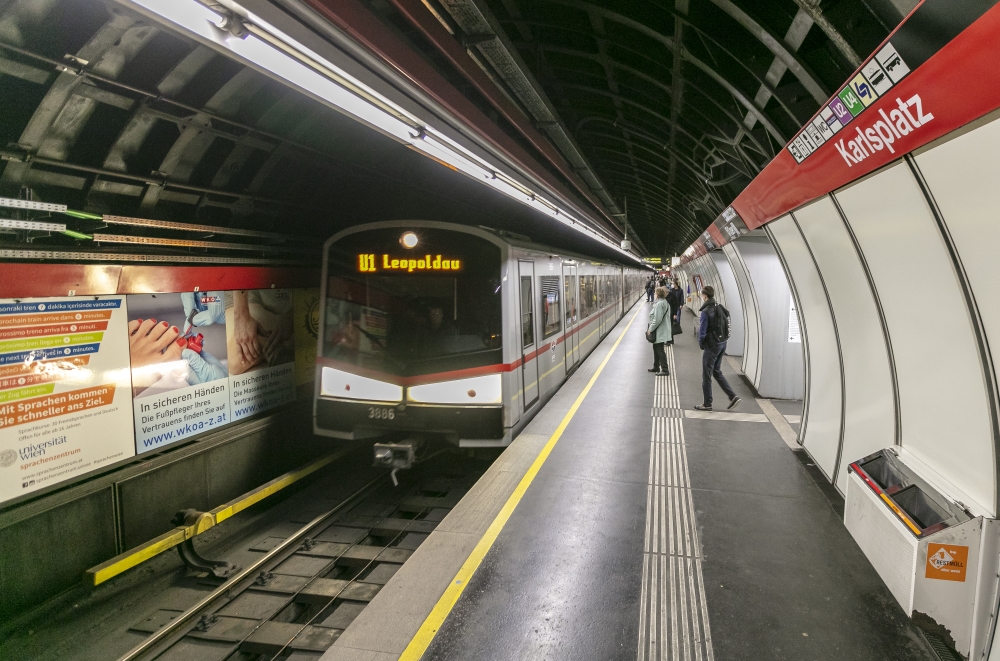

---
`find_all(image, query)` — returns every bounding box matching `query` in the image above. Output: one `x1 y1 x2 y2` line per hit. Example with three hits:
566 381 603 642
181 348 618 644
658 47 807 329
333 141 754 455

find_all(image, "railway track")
114 451 490 661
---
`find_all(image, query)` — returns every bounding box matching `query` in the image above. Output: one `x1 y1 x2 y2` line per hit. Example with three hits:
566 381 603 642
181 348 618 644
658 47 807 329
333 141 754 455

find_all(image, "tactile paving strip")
638 346 715 661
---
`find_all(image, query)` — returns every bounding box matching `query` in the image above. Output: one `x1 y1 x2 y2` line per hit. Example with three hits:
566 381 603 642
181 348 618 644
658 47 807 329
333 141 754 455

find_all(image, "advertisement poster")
293 288 320 392
129 292 231 454
227 290 296 421
0 297 136 503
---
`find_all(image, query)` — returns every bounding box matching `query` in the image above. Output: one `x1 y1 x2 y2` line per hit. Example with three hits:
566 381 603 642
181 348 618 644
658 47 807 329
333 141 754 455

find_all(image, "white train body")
314 221 645 446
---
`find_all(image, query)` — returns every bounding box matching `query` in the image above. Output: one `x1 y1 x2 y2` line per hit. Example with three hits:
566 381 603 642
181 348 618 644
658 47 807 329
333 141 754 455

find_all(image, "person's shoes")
648 367 659 372
657 370 669 376
727 396 741 410
693 404 712 411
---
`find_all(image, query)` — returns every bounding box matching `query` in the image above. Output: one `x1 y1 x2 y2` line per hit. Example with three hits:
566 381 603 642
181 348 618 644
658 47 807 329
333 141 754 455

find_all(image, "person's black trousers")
652 342 668 373
701 341 736 406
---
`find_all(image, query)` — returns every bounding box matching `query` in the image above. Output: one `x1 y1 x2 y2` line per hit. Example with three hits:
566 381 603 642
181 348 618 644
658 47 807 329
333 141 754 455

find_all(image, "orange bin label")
926 543 969 582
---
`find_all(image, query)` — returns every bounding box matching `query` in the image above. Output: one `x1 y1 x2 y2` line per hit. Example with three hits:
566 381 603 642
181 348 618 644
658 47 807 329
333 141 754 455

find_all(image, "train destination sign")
358 254 463 273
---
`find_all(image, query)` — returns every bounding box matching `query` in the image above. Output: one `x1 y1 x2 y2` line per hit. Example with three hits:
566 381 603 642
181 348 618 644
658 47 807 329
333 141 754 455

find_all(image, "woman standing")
647 287 673 375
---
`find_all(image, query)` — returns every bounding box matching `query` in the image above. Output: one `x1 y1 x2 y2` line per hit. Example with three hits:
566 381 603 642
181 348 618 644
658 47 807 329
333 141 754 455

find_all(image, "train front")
315 223 505 446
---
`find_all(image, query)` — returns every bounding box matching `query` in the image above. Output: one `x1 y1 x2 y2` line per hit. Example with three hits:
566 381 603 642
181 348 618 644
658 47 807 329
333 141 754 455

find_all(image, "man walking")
645 277 655 302
694 286 741 411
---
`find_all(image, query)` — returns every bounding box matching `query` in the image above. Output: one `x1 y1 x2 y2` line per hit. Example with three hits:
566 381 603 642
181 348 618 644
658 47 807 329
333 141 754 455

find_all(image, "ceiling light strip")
101 214 304 241
128 0 640 262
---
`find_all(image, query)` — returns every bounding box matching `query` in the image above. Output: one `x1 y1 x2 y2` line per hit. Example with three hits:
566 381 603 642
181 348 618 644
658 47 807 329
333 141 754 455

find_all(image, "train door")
563 263 579 369
598 267 606 336
518 260 539 409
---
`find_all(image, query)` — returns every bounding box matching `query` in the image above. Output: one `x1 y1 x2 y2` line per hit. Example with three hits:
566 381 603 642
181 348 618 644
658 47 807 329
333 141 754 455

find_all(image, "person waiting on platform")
694 285 741 411
645 277 656 302
646 286 672 376
667 279 684 332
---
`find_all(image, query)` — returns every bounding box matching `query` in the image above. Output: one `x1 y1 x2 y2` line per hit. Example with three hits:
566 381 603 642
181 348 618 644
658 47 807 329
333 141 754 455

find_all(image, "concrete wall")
765 111 1000 517
0 403 329 624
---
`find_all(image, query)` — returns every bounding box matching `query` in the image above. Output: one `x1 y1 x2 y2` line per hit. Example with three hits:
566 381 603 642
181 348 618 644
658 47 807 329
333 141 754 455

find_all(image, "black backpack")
707 303 731 343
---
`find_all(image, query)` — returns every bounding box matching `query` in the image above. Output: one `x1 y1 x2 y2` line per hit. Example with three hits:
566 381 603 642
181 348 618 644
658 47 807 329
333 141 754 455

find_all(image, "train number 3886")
368 407 395 420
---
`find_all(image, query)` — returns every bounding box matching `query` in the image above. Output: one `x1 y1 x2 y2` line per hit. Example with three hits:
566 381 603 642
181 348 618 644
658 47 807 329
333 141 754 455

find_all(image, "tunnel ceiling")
0 0 636 266
0 0 910 265
396 0 911 255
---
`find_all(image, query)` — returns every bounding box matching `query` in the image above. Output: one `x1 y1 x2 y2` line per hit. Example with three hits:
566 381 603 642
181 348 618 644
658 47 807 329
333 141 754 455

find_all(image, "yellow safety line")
399 303 644 661
85 451 343 586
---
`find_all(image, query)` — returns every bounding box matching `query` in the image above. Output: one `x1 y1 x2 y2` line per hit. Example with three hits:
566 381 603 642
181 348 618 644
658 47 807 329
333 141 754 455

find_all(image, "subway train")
313 220 646 447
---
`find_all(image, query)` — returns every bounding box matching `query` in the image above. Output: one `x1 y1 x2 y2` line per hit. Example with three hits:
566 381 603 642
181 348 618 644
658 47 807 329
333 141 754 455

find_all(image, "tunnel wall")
724 243 762 383
0 266 325 625
710 251 744 356
766 216 842 481
675 241 802 399
727 235 804 399
0 403 330 625
789 197 897 494
761 112 1000 515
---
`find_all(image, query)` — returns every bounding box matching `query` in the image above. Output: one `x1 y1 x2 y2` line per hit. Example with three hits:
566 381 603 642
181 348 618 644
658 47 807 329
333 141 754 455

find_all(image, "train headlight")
407 373 502 405
400 231 418 249
321 367 402 402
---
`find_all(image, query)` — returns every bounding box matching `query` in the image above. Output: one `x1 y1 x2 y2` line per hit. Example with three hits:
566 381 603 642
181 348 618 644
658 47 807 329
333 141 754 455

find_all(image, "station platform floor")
321 301 938 661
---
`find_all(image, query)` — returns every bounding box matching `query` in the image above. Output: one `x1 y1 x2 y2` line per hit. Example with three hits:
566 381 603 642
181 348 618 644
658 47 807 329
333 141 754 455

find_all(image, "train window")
322 228 502 376
520 276 534 347
580 276 597 318
540 276 560 339
564 274 577 325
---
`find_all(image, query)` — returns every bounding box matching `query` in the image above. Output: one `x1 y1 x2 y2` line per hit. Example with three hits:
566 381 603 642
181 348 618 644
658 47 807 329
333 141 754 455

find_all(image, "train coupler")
374 441 416 486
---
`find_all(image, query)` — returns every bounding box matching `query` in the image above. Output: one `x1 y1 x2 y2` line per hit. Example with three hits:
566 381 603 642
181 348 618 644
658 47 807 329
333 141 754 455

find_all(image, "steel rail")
115 473 386 661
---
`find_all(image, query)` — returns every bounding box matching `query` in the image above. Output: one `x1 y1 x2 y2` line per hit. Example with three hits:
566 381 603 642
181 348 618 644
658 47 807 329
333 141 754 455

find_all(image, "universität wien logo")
0 448 17 468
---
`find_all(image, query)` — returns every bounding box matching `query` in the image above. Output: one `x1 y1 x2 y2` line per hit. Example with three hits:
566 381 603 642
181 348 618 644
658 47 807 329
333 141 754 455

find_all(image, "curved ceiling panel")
412 0 911 254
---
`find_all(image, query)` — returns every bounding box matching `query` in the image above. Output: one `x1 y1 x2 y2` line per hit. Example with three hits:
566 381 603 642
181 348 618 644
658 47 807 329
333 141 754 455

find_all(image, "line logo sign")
787 41 912 165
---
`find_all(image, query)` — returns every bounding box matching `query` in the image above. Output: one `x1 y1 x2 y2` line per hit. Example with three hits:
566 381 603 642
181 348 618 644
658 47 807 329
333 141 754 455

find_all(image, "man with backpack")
694 286 741 411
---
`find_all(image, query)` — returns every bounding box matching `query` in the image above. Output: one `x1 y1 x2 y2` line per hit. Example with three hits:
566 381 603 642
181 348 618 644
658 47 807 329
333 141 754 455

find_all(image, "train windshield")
322 227 503 376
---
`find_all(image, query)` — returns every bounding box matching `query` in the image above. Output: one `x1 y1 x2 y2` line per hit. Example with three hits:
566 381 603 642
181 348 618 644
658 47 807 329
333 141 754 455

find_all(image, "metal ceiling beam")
789 0 862 67
0 11 149 193
523 1 808 128
595 150 699 209
544 0 790 142
582 121 753 181
585 11 654 243
422 0 638 247
742 7 814 131
526 45 768 155
594 147 716 200
666 0 687 243
704 0 828 103
373 0 623 240
566 94 717 169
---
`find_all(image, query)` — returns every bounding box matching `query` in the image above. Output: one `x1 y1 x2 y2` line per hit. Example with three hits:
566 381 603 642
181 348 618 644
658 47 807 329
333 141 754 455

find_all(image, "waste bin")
846 448 998 659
